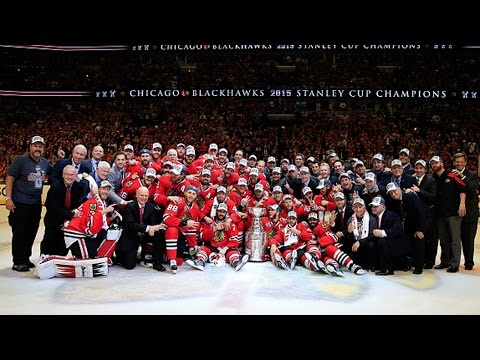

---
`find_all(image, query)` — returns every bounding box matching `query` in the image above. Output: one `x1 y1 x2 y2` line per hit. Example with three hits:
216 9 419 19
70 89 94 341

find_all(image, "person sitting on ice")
185 203 249 272
312 211 367 275
269 211 311 270
300 212 344 276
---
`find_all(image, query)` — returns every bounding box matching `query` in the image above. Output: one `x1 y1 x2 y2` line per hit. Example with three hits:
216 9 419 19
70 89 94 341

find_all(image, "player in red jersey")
269 211 311 270
185 203 249 272
162 186 202 274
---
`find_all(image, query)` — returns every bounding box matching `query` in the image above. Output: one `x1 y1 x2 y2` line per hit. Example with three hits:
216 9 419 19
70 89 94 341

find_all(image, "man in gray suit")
107 151 131 206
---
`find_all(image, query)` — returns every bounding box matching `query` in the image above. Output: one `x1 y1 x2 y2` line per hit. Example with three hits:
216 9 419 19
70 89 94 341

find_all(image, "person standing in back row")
452 152 479 270
6 136 53 272
430 156 466 273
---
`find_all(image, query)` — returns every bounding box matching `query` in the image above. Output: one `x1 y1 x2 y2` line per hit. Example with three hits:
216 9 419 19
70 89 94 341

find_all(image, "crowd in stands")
0 98 478 181
0 47 479 179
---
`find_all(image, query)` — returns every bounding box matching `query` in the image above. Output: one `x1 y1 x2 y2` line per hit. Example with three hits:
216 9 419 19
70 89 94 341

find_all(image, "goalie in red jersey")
63 180 117 260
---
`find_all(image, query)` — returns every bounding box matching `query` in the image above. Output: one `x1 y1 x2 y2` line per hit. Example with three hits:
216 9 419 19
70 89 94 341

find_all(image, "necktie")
416 176 421 185
357 216 363 239
376 215 381 229
64 185 71 210
395 178 400 186
139 205 144 224
339 210 344 228
400 201 406 223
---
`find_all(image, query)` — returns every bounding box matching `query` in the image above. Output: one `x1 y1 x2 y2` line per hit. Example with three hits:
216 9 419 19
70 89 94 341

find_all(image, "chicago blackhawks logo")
221 180 229 189
213 229 224 243
168 188 179 196
181 213 192 221
268 228 278 241
196 194 206 208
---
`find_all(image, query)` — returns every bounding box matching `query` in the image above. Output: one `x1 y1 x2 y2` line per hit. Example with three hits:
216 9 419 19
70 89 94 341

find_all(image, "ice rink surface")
1 207 479 315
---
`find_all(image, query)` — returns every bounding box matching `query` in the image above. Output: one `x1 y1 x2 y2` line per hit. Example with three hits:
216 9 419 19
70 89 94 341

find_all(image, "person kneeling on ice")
269 211 311 270
186 203 249 272
62 180 117 261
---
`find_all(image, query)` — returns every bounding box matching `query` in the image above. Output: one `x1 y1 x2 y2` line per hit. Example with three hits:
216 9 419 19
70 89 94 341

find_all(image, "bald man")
116 187 166 270
82 145 105 173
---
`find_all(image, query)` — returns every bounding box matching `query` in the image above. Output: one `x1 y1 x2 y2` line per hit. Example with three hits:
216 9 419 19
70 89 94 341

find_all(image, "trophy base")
245 235 267 262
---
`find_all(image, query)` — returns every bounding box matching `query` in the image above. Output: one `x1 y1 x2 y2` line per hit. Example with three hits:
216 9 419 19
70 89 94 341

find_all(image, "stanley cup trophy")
245 207 267 262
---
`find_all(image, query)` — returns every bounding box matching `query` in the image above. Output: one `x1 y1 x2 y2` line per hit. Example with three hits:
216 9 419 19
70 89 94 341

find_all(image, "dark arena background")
0 42 478 179
0 39 479 315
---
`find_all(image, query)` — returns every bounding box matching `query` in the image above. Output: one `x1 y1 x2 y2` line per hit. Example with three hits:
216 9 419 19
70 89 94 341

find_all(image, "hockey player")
210 161 240 191
186 203 249 272
193 169 217 213
123 149 161 183
270 211 311 270
153 165 191 208
63 180 117 260
162 186 202 273
302 212 343 276
260 204 285 261
117 167 157 202
312 213 366 275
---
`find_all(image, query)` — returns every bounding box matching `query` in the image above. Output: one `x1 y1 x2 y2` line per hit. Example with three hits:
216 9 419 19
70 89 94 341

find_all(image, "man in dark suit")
50 144 90 185
410 159 438 268
284 165 303 199
370 196 409 275
381 159 416 190
387 182 432 274
40 165 87 257
453 152 479 270
398 148 415 176
299 166 319 195
360 172 386 214
371 153 391 185
331 192 354 255
116 186 165 270
81 145 105 174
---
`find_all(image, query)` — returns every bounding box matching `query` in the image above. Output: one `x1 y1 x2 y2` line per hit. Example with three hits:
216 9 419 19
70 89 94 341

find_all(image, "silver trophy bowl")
245 207 267 262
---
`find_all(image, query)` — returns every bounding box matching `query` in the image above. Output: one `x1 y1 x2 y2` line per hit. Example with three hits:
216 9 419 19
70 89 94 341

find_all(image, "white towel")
352 212 370 240
283 225 298 247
